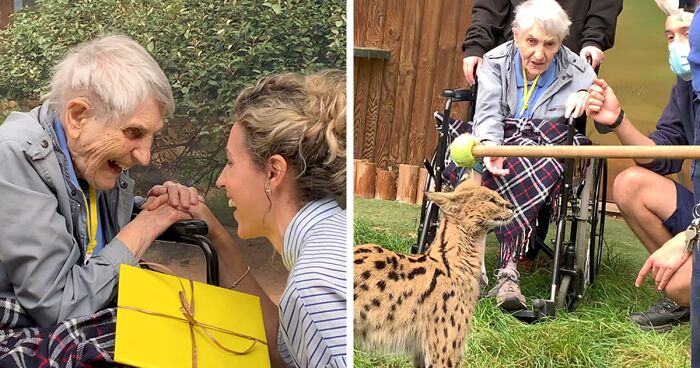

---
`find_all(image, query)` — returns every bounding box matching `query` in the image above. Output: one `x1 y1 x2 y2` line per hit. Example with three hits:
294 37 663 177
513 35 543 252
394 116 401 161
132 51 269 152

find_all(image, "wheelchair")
138 217 220 286
411 86 608 322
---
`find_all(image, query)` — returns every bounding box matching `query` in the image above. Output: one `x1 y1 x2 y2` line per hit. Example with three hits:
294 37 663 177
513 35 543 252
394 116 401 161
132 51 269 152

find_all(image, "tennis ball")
450 134 480 168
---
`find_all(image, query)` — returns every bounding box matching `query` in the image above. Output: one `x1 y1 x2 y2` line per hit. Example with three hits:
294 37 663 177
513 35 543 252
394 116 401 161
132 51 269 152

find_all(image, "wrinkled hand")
635 231 690 291
117 203 192 259
143 181 203 211
580 46 604 69
187 201 218 228
462 56 483 86
585 79 621 124
565 90 589 119
482 141 509 176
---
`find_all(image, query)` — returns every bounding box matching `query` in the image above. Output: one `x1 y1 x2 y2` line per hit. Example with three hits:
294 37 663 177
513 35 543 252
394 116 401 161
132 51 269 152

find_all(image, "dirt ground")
142 224 289 303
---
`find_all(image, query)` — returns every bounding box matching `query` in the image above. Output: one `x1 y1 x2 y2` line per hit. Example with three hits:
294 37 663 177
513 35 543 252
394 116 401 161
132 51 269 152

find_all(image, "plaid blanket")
0 298 116 367
443 116 590 267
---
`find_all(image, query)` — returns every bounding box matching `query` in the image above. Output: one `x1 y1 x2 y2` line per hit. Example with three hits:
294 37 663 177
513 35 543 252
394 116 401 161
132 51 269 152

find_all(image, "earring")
265 182 272 195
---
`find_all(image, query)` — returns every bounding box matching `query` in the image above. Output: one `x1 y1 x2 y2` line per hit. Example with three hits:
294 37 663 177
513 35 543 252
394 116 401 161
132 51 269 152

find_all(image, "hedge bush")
0 0 346 189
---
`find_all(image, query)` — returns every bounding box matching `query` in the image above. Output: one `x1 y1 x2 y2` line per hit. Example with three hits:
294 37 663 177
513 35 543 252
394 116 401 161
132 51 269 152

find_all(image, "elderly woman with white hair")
0 35 195 366
460 0 596 311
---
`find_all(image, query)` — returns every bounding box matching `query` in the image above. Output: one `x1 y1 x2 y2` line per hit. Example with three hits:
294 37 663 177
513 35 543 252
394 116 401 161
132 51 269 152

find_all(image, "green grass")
353 198 690 368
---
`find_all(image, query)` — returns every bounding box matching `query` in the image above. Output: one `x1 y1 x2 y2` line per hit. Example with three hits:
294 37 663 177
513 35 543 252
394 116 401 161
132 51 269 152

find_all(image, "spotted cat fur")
354 182 513 368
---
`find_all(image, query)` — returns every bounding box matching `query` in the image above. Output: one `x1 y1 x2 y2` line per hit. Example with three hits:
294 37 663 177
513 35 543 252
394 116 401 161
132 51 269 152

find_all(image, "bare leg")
665 256 692 307
613 166 678 253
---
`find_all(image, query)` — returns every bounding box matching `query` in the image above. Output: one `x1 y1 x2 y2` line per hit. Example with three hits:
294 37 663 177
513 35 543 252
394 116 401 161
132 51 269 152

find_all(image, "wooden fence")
354 0 474 172
0 0 13 30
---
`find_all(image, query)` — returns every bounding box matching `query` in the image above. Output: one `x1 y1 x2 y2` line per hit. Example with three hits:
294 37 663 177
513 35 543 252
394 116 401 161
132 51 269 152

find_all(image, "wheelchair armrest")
159 219 208 241
155 219 220 286
442 88 477 102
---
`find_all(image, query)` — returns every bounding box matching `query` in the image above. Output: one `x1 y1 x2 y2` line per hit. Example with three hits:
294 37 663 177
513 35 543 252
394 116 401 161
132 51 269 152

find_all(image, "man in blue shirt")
686 0 700 365
585 5 696 332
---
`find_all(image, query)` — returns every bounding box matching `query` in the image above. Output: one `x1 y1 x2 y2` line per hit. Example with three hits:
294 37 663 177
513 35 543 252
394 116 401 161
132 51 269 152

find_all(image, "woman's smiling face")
216 124 271 239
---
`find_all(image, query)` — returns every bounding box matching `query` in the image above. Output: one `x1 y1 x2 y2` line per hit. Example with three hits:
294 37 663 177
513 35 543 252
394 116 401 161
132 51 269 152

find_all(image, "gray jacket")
0 104 138 327
473 41 596 144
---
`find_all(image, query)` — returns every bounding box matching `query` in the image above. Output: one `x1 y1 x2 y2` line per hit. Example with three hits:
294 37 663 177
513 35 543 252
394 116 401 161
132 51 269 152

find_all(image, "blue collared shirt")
278 198 347 368
52 119 106 255
514 48 558 120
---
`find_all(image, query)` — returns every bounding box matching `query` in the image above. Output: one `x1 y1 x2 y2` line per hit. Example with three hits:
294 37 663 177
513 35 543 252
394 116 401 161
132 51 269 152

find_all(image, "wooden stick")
471 145 700 159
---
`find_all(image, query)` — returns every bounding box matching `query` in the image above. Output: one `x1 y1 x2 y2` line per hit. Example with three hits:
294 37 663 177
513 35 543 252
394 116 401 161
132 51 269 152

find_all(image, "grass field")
353 198 690 368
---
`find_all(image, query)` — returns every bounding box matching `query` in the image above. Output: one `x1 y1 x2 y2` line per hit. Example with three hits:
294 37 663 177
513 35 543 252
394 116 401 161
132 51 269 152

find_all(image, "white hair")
45 34 175 124
512 0 571 42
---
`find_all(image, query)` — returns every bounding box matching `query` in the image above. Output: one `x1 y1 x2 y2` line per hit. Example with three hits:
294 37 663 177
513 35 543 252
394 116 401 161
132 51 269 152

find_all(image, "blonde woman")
149 71 347 367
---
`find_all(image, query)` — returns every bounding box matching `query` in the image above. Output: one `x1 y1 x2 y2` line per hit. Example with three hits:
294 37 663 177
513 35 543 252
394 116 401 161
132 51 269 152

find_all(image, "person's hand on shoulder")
580 46 604 69
462 56 483 87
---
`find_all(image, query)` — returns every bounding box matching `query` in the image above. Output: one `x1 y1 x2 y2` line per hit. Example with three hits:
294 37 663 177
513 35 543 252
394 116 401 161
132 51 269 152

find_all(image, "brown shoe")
489 269 527 310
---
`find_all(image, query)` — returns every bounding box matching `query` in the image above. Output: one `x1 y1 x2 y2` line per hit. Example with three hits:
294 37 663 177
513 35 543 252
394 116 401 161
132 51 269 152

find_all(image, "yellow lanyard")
520 64 541 115
85 186 98 255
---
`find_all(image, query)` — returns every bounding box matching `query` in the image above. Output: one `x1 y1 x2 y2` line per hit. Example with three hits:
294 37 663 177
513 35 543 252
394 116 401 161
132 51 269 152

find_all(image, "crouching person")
585 5 696 332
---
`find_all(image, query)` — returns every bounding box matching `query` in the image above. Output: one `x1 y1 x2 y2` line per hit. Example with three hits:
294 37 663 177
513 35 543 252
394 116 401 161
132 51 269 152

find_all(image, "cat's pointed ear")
426 191 459 216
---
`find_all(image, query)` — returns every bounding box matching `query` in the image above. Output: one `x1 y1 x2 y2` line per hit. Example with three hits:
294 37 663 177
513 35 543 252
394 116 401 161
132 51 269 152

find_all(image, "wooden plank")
397 164 420 204
359 0 386 162
424 0 462 162
0 0 13 30
373 0 403 170
407 0 444 165
354 59 371 159
353 159 362 194
356 161 377 198
354 47 391 59
416 167 429 204
354 0 368 46
390 0 423 167
362 59 384 162
375 169 397 201
365 0 386 48
353 0 367 160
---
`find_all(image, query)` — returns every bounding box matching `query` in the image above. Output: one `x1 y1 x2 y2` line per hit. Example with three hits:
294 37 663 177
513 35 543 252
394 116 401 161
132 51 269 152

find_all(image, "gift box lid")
115 264 270 368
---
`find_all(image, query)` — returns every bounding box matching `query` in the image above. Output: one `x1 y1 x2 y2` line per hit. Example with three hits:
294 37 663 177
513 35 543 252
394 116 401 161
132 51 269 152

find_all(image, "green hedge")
0 0 346 189
0 0 345 119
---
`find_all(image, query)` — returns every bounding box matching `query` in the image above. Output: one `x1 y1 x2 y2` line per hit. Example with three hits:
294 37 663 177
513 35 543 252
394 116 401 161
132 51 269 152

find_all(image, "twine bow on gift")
118 262 267 368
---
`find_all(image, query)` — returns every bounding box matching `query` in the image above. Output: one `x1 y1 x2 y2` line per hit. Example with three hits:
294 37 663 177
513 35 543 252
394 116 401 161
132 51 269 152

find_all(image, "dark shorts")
662 181 694 235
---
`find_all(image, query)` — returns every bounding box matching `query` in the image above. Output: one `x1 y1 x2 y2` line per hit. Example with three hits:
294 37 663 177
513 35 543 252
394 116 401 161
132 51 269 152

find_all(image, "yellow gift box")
114 264 270 368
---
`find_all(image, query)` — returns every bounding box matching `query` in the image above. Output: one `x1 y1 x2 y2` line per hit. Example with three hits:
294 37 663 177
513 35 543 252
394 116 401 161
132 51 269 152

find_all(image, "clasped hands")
141 181 213 222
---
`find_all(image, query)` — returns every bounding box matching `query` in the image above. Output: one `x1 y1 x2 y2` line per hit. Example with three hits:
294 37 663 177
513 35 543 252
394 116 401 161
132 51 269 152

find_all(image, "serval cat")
354 182 513 368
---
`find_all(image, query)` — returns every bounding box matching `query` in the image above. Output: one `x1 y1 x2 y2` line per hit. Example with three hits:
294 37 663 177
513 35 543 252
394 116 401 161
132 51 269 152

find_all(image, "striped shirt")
278 198 347 368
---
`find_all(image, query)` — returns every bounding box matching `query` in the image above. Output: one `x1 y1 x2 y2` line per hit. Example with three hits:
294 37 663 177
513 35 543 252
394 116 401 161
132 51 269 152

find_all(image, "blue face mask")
669 41 692 81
